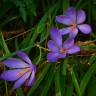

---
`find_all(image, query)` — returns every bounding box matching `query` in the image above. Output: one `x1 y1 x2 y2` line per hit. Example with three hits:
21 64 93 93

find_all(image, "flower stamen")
18 67 31 77
70 21 77 30
60 48 67 53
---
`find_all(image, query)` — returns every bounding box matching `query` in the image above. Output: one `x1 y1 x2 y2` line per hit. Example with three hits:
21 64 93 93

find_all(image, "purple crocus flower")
56 7 92 38
0 51 36 90
47 27 80 62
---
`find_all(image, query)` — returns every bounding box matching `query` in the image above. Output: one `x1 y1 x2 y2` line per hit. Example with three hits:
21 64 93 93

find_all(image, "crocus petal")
67 45 80 54
66 7 76 21
47 40 59 52
29 64 36 72
47 52 59 62
77 10 86 24
0 69 22 81
13 71 31 89
27 71 35 86
63 38 74 49
16 51 32 64
58 53 66 58
56 15 72 25
78 24 92 34
59 27 71 35
50 27 62 48
3 58 28 68
69 28 78 38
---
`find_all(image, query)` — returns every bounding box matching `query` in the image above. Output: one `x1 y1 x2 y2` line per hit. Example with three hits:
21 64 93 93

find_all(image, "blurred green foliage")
0 0 96 96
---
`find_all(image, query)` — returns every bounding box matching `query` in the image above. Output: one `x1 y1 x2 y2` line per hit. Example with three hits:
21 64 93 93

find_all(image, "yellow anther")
70 21 77 30
18 68 31 77
60 48 66 53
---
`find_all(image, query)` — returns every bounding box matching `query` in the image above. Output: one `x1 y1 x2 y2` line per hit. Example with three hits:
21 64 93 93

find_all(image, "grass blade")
80 56 96 95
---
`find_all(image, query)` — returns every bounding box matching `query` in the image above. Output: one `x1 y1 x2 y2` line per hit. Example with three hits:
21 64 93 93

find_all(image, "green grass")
0 0 96 96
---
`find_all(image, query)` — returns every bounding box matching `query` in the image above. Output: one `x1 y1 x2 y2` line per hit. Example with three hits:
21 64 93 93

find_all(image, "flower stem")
4 68 8 96
36 44 49 51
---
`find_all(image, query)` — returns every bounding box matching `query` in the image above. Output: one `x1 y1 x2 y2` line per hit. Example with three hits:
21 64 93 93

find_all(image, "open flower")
0 51 36 90
56 7 92 38
47 27 80 62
